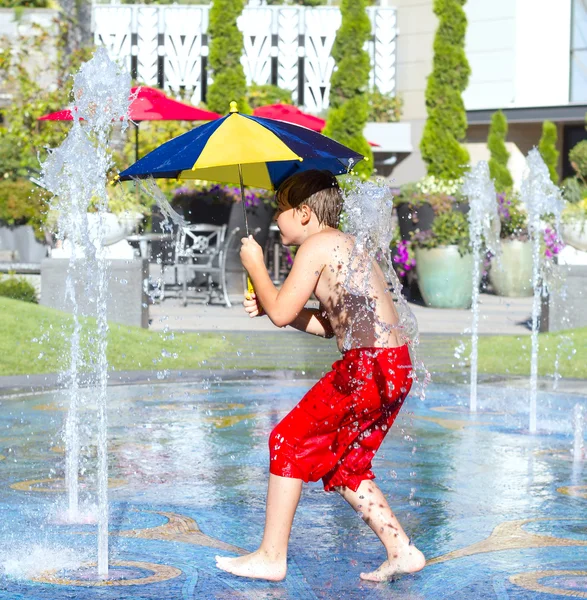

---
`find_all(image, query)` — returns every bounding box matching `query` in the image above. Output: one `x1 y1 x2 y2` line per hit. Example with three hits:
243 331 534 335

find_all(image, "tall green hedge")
420 0 471 180
538 121 560 184
323 0 373 178
487 110 513 192
206 0 250 115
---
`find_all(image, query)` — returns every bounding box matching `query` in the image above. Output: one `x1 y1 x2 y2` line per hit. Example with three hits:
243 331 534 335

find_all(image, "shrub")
323 0 373 178
562 177 587 204
207 0 250 115
0 0 48 6
487 110 513 192
569 140 587 182
497 192 528 240
0 179 47 236
247 84 293 109
420 0 470 180
0 26 93 181
265 0 327 6
368 90 403 123
538 120 560 184
412 210 470 256
0 276 38 303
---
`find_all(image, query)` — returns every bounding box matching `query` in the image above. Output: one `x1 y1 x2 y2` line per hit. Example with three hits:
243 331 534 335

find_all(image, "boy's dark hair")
276 170 343 228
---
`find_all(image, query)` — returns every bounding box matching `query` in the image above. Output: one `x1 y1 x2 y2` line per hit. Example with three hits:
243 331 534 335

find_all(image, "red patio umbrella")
38 86 221 161
253 103 326 132
253 103 378 146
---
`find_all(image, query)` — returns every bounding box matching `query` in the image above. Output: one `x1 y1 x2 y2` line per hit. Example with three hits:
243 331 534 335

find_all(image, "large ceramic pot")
489 239 533 297
560 219 587 251
415 245 476 309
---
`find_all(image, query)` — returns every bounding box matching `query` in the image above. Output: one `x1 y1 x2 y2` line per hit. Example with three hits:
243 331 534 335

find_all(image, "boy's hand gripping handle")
246 276 264 315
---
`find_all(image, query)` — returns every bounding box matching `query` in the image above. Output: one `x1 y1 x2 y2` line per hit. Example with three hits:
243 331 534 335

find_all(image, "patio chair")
174 223 240 307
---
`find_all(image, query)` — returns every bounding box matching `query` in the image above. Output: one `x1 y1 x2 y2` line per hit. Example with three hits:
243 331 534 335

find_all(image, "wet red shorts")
269 345 413 492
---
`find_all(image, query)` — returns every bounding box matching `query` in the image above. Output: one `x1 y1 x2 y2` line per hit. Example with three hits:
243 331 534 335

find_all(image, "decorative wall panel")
92 4 397 112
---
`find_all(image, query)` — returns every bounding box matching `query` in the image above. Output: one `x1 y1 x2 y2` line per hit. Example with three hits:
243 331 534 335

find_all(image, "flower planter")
560 219 587 252
414 245 476 308
396 203 435 241
489 239 533 297
396 201 470 242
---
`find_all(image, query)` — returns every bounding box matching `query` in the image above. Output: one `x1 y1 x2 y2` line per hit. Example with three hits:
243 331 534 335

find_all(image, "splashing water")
40 47 131 576
573 404 585 462
521 149 565 434
461 162 500 413
133 177 187 302
342 179 429 399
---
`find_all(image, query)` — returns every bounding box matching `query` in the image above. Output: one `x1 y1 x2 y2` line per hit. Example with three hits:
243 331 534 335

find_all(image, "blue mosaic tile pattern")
0 380 584 599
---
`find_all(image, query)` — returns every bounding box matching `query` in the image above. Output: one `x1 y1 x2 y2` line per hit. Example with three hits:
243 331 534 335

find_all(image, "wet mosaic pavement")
0 379 585 599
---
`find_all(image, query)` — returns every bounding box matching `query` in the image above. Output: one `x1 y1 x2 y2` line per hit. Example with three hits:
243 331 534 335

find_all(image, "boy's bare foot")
215 550 287 581
360 546 425 582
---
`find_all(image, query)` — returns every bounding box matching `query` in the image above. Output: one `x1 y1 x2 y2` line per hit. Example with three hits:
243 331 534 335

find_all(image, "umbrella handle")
246 276 264 316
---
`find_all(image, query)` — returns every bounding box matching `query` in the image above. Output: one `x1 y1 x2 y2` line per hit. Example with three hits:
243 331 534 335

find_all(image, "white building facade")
392 0 586 185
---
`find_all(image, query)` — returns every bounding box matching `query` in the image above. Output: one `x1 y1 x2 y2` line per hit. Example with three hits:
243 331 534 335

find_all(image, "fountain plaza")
0 292 585 600
0 45 584 600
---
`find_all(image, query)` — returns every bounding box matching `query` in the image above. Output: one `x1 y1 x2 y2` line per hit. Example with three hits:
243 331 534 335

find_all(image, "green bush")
0 179 47 235
0 27 94 181
569 140 587 182
412 210 470 256
538 120 560 184
562 177 587 204
207 0 250 115
0 276 37 303
265 0 327 5
487 110 513 192
0 0 48 6
323 0 373 178
420 0 471 180
247 84 293 109
368 89 403 123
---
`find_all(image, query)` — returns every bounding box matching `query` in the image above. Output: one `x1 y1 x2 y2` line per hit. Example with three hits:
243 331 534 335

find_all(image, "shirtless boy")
215 169 426 582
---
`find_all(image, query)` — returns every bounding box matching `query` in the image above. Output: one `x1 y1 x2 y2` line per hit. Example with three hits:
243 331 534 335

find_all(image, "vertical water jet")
461 161 500 413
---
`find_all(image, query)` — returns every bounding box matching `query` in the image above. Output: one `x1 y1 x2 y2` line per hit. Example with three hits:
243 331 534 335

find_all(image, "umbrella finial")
229 101 239 114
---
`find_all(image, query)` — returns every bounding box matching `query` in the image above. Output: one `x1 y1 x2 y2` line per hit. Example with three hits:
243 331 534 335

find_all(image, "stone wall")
41 258 149 328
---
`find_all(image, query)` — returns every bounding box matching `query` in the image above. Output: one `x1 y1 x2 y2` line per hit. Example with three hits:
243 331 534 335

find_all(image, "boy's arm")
289 306 334 338
241 235 326 328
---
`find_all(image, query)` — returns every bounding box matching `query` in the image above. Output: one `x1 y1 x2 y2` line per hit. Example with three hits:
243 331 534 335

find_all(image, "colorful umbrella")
38 86 221 161
119 101 363 206
119 101 363 297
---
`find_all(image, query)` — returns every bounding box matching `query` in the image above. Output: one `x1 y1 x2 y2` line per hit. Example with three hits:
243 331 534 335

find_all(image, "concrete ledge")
41 258 149 328
542 264 587 332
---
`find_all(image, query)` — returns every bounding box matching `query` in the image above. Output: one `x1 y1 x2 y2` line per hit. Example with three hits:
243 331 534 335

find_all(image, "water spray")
461 161 500 413
521 149 564 434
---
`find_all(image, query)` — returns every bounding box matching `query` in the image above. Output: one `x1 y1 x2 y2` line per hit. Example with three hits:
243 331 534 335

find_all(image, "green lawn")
0 297 226 376
476 328 586 379
0 297 586 380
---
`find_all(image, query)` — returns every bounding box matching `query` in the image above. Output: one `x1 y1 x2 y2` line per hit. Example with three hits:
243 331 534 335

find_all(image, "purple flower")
392 240 416 277
543 227 564 259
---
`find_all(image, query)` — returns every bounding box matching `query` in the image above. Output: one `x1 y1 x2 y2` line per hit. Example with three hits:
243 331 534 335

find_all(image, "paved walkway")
149 293 534 336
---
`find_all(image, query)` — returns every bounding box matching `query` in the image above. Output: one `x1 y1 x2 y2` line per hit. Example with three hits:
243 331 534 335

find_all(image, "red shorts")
269 345 413 492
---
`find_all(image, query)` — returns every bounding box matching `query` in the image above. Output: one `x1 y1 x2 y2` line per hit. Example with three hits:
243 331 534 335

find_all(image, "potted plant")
412 210 476 309
393 176 468 241
560 141 587 251
488 192 533 297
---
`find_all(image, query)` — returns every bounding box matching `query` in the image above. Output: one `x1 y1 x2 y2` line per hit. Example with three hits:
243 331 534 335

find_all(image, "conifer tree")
487 110 513 192
207 0 250 115
323 0 373 178
420 0 471 180
538 121 560 184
